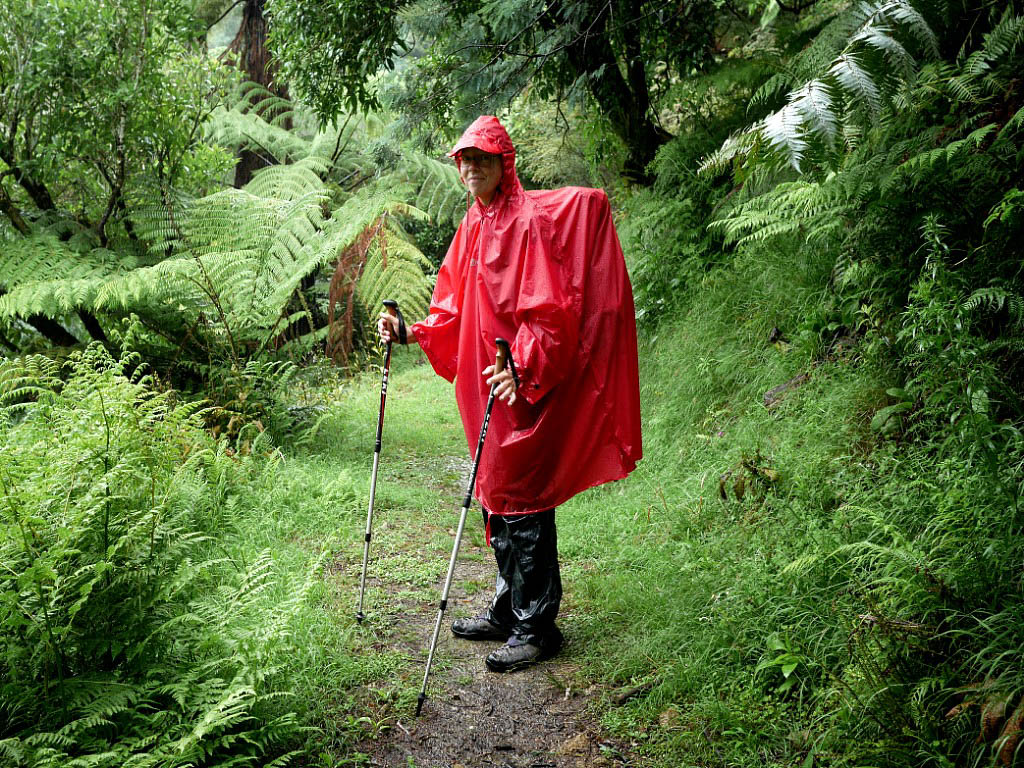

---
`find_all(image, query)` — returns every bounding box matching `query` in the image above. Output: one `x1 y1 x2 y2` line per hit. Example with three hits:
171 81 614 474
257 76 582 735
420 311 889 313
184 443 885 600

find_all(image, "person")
378 115 641 672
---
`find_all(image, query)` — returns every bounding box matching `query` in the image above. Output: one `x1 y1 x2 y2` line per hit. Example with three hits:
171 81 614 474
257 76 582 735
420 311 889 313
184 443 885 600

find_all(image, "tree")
267 0 719 181
201 0 292 186
0 0 230 348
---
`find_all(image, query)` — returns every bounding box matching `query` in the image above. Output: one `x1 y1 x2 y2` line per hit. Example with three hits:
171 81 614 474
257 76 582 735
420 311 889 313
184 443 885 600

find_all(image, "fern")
964 285 1024 325
0 347 316 766
702 0 938 177
891 123 998 188
1 89 440 368
711 174 861 246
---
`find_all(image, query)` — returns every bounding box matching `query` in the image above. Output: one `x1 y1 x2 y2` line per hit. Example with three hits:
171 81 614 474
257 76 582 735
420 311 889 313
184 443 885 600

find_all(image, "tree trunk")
558 2 671 183
78 309 109 344
0 141 57 212
0 325 18 353
28 315 80 347
0 183 31 234
228 0 290 187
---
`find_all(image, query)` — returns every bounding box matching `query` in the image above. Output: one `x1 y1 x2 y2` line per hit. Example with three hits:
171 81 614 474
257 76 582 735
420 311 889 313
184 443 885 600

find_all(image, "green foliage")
265 0 405 115
573 1 1024 765
702 0 940 175
268 0 718 176
1 83 440 404
0 0 233 237
0 346 315 766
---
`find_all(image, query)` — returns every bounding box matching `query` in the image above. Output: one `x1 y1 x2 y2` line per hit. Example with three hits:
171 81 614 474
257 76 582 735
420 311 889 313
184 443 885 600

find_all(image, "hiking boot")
450 616 509 641
485 636 561 673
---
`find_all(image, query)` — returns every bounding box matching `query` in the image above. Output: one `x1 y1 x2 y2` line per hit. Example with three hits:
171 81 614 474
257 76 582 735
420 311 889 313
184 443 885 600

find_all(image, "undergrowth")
0 346 379 767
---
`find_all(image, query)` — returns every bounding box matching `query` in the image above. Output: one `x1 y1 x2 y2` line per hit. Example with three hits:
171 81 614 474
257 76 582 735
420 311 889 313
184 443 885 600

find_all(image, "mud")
354 542 635 767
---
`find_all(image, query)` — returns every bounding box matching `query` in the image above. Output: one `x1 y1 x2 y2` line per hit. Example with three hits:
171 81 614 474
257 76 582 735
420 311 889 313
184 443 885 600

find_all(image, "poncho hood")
449 115 522 199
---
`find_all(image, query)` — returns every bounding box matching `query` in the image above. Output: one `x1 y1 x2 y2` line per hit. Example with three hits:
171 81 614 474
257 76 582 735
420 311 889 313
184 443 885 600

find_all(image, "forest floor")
315 365 642 767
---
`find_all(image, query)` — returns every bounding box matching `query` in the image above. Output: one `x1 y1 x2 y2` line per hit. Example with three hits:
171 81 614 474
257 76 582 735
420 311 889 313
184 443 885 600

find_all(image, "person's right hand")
377 312 399 344
377 311 416 346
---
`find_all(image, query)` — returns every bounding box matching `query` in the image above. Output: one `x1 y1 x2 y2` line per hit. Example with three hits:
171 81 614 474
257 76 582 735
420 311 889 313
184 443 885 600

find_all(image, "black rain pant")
484 508 563 648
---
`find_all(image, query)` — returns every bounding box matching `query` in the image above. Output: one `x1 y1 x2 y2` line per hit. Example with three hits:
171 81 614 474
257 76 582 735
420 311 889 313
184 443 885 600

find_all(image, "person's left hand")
482 365 517 405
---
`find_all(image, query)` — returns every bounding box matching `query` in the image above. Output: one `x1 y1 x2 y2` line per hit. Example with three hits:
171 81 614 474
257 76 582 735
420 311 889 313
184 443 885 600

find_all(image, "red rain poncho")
412 116 642 517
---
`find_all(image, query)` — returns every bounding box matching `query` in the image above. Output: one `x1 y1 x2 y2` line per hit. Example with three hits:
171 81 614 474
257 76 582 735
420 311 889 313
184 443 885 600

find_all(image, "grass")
7 221 1018 767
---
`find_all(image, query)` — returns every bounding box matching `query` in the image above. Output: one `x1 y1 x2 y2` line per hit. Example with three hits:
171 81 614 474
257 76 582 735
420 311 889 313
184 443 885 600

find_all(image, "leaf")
871 401 912 432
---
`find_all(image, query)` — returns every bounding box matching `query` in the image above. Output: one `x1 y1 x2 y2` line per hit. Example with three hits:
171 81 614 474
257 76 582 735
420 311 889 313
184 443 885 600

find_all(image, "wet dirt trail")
341 454 638 768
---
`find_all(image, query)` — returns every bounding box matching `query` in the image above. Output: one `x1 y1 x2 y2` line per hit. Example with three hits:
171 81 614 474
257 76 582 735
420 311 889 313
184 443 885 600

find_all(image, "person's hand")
377 312 398 344
378 312 416 345
483 365 517 405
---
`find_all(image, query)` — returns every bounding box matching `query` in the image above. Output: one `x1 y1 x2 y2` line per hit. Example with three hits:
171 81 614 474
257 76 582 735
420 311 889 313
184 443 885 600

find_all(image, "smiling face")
457 148 502 206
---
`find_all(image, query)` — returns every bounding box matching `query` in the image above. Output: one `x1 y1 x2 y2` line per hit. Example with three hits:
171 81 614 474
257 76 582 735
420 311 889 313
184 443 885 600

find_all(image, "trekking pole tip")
355 611 365 623
415 692 426 717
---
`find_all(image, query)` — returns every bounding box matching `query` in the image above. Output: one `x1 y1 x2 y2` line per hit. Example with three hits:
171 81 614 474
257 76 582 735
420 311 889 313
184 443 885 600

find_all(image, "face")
457 148 502 205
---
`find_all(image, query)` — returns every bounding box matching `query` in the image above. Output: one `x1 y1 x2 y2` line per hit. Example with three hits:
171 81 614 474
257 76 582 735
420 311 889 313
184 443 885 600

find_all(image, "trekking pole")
416 338 513 717
356 299 405 623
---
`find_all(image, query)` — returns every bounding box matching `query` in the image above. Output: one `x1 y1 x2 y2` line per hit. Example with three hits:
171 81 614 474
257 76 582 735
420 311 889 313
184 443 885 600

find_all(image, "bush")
0 346 311 767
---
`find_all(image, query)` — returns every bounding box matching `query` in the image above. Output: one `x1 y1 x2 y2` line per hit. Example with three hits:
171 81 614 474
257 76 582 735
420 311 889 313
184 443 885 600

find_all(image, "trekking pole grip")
382 299 407 344
494 337 510 373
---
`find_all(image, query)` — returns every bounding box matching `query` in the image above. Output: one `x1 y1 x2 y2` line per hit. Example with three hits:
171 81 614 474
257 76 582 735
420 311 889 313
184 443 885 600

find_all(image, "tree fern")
703 0 938 176
2 86 446 368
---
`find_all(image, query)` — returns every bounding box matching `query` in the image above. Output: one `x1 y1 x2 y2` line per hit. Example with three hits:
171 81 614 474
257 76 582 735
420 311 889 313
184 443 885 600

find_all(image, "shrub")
0 346 311 767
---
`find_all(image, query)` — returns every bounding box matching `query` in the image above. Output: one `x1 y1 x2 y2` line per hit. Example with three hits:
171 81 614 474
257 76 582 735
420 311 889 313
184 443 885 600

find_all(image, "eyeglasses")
458 152 500 167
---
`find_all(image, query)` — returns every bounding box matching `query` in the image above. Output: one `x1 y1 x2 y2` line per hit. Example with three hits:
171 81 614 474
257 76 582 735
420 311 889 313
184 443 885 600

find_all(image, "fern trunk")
28 316 79 347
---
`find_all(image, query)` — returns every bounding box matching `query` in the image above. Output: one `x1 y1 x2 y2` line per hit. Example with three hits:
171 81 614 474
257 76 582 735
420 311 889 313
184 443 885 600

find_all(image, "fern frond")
829 52 882 115
761 103 809 171
894 123 997 187
875 0 938 57
750 71 796 110
852 21 915 78
710 174 859 247
244 158 331 201
699 129 760 176
791 79 838 147
701 0 936 178
965 286 1024 324
0 354 62 406
397 151 466 229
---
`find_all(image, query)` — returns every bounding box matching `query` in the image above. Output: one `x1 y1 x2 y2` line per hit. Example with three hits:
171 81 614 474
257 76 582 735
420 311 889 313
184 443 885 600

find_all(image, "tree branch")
0 137 56 211
209 0 246 30
775 0 818 14
0 181 30 234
